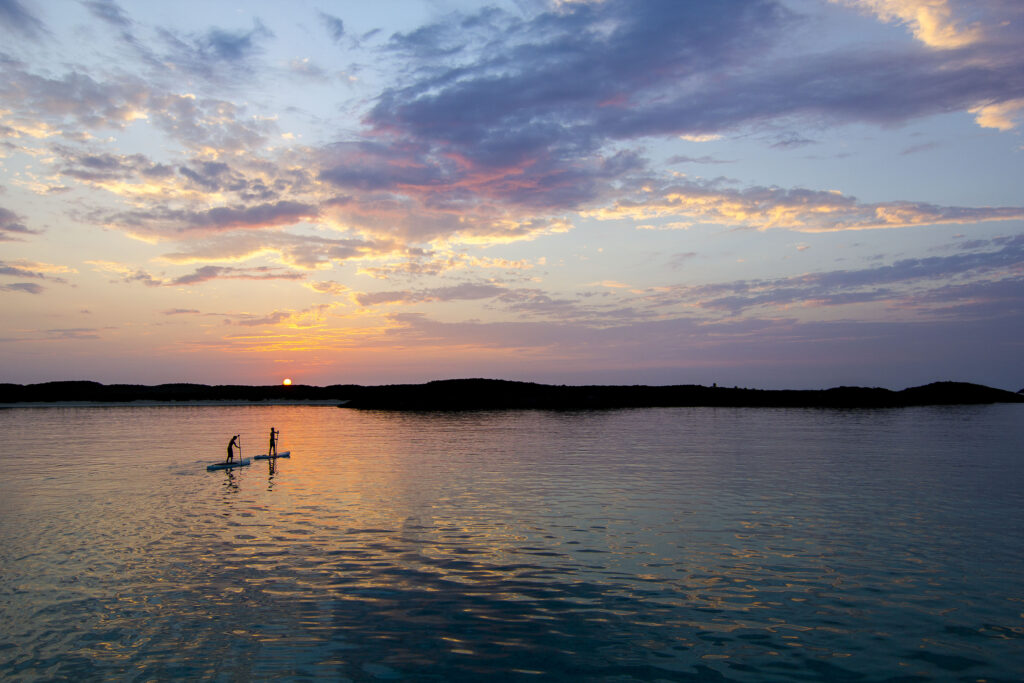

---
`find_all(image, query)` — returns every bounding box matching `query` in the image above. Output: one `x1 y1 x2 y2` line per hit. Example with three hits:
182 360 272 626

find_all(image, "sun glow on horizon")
282 378 292 385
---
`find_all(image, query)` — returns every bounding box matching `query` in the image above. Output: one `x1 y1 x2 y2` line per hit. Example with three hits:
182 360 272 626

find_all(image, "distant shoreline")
0 400 347 409
1 379 1021 410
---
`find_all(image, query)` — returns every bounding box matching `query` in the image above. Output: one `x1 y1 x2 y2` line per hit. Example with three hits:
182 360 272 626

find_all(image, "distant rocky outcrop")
339 379 1024 410
1 379 1020 410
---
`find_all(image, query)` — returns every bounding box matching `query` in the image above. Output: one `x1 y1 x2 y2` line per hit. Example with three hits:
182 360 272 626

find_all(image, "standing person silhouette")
268 428 279 458
226 434 240 463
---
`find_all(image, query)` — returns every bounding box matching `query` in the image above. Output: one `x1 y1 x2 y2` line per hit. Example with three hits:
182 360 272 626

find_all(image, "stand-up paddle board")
253 451 290 460
206 458 251 471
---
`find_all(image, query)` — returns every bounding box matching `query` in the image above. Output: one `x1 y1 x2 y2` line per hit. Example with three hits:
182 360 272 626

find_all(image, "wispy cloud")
159 232 399 270
0 282 44 294
88 260 304 287
82 0 132 29
639 235 1024 315
319 11 345 43
0 207 40 241
0 0 47 39
154 20 274 83
355 282 507 307
585 180 1024 232
109 201 317 240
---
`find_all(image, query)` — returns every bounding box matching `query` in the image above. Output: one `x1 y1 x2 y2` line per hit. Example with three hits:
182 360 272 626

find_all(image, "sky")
1 0 1022 390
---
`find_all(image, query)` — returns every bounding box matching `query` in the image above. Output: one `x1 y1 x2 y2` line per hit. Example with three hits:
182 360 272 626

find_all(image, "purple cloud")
82 0 131 28
154 20 273 82
0 208 39 241
227 310 292 326
169 265 304 286
45 328 100 340
349 0 1024 217
0 0 46 38
160 231 397 270
112 200 317 237
648 235 1024 315
1 282 43 294
319 11 344 43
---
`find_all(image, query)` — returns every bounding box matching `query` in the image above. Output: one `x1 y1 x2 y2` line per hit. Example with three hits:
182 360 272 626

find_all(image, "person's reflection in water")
222 468 240 492
267 456 276 489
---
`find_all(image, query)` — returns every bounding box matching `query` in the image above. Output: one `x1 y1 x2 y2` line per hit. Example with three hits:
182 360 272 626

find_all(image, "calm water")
1 404 1022 681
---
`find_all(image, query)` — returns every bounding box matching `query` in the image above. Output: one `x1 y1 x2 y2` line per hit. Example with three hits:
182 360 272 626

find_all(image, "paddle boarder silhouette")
268 428 279 458
227 434 240 463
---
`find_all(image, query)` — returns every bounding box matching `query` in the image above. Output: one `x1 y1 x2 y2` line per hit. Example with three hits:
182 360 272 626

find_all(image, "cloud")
640 235 1024 315
51 146 317 213
679 134 724 143
88 260 304 287
667 155 734 165
831 0 982 49
771 133 816 149
0 0 47 39
355 282 507 306
306 280 348 296
44 328 101 340
0 282 43 294
287 57 330 81
431 310 1021 389
0 260 74 293
160 231 399 270
154 20 274 82
585 179 1024 232
969 98 1024 131
169 265 303 286
227 310 293 326
0 59 280 153
344 0 1024 228
109 200 317 239
900 141 939 155
668 252 699 269
87 260 164 286
82 0 132 28
319 11 345 43
355 1 789 209
146 94 279 152
373 1 791 159
0 207 40 241
355 252 535 279
0 66 150 132
225 304 331 327
317 162 578 242
55 148 175 185
162 308 200 315
14 0 1015 263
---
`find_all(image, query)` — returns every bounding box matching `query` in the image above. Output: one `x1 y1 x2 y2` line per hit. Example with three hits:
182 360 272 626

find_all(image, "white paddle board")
253 451 290 460
206 458 251 471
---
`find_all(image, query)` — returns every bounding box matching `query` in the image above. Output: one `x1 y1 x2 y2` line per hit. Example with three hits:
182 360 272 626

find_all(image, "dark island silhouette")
1 379 1021 410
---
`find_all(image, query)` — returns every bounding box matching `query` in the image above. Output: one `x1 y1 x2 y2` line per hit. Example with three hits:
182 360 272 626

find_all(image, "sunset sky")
2 0 1022 389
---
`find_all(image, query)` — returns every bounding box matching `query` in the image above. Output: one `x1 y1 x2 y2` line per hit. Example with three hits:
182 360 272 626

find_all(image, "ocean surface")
1 404 1022 681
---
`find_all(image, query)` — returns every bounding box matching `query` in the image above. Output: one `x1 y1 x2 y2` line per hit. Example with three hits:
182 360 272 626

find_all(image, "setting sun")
282 378 292 386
